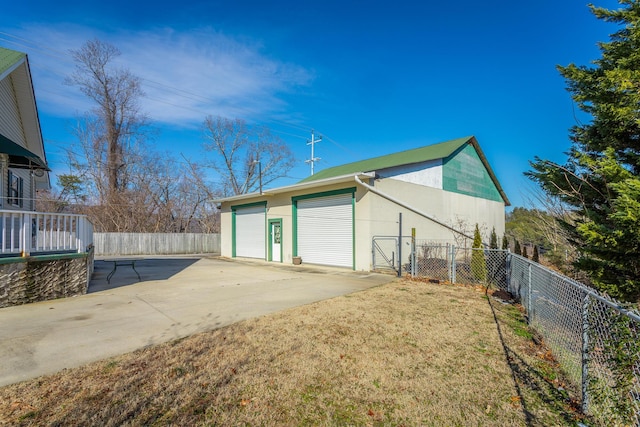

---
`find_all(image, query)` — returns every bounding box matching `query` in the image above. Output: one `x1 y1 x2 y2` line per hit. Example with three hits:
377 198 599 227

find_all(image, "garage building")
216 136 509 271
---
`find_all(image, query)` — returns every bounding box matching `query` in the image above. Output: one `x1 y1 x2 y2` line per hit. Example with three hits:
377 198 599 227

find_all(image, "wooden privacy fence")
94 233 220 256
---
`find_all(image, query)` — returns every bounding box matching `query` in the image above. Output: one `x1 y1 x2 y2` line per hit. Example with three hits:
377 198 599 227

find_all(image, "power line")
0 32 312 138
0 32 363 178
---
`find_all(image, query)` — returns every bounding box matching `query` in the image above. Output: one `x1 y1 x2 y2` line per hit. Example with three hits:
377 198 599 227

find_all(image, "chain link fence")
412 242 508 289
411 242 640 426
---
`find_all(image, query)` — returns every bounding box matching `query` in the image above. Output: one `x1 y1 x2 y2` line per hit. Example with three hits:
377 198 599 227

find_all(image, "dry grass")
0 280 582 426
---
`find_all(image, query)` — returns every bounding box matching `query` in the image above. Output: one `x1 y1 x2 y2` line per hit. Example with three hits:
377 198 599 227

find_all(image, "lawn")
0 279 583 426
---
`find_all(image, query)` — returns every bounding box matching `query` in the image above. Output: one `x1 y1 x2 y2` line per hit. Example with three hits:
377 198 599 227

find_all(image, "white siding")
0 77 26 147
377 159 443 189
235 205 265 259
297 193 353 268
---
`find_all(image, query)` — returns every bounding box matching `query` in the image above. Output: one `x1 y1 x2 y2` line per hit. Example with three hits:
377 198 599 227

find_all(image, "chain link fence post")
446 243 451 282
581 293 590 415
450 245 456 284
505 249 511 293
411 228 416 278
527 263 533 317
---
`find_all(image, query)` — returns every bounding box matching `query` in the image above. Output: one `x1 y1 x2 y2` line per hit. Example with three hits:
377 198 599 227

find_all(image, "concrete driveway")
0 256 394 387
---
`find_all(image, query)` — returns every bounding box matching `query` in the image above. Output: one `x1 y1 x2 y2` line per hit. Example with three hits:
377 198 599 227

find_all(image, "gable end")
442 143 503 203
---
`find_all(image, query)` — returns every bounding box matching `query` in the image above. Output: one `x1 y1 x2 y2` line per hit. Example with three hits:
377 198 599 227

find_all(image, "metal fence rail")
411 242 640 426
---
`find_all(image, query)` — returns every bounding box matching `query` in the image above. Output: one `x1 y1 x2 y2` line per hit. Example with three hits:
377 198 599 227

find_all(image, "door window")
273 223 281 244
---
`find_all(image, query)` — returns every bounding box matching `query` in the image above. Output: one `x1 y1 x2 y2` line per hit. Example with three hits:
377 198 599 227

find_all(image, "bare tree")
35 174 87 213
61 39 219 233
66 39 148 206
202 116 296 196
523 189 580 275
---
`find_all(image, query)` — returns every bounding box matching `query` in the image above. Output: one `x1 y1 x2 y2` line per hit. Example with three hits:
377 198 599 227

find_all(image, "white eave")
214 172 376 204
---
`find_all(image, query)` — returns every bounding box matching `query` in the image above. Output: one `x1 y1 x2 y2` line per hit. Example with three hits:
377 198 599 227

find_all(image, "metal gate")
372 236 399 272
372 235 415 274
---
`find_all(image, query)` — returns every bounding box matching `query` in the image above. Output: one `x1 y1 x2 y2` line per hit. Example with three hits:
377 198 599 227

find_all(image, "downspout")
354 174 476 242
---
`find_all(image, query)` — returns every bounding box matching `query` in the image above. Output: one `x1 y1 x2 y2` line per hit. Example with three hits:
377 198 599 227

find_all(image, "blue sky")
0 0 623 208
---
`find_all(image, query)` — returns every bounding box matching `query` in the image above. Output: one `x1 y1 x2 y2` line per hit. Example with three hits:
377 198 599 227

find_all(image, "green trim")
292 202 298 257
231 201 267 259
268 218 283 262
291 187 357 202
232 209 237 258
291 187 356 269
0 252 87 265
231 201 267 210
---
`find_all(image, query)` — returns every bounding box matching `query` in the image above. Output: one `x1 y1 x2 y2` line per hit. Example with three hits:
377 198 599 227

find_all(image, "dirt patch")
0 280 581 426
491 288 515 302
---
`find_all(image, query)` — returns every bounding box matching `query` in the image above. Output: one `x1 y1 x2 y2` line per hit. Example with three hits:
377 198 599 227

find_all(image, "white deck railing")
0 210 94 256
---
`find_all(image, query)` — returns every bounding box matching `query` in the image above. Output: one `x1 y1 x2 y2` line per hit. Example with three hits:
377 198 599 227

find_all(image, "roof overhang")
214 172 376 204
0 133 49 171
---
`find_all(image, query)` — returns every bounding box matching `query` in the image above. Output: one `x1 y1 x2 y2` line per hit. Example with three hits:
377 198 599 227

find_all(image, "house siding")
371 178 505 244
0 76 27 147
442 144 503 202
377 159 443 189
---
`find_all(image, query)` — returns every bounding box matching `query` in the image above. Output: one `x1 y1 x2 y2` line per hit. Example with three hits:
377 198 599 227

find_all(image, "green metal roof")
0 47 26 77
300 136 473 183
299 135 510 205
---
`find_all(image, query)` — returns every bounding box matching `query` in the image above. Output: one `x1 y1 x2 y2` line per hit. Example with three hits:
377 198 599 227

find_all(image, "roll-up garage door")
297 193 353 268
235 205 265 259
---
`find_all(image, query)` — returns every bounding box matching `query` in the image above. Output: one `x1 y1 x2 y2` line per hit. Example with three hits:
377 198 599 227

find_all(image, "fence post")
505 249 511 293
446 243 450 282
527 262 533 318
450 245 456 284
581 293 590 415
371 238 375 270
21 213 31 256
397 213 402 278
411 228 416 277
78 217 84 253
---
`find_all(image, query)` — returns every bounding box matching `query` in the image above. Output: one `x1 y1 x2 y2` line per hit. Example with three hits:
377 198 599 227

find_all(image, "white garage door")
297 193 353 268
235 205 265 259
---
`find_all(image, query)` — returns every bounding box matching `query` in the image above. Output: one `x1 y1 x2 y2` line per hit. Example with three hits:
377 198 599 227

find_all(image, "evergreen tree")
489 227 498 249
533 245 540 263
471 224 488 282
502 235 509 250
514 239 522 256
528 2 640 302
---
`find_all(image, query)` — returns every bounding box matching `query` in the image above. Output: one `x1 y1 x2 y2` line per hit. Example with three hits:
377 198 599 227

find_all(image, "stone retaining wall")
0 250 94 308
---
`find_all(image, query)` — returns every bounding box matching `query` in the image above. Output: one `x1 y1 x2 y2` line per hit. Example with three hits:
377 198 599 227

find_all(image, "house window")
8 171 23 208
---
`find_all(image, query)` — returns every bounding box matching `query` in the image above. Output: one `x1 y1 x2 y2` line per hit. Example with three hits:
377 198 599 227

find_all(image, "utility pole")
305 130 322 175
